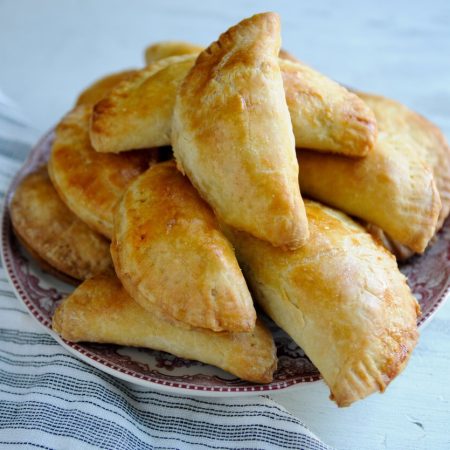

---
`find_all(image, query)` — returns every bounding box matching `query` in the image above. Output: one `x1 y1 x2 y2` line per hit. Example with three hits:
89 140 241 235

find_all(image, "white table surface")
1 1 450 449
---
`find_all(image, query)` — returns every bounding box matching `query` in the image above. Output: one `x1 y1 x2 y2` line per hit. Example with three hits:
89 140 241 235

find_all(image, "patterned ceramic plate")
2 131 450 396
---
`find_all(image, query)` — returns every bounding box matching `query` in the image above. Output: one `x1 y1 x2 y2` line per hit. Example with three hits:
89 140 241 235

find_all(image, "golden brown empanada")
48 105 157 239
112 161 256 333
92 44 376 157
282 59 376 156
52 273 276 383
10 167 112 281
298 117 441 253
358 92 450 229
144 41 203 64
90 55 196 153
223 200 419 406
172 12 308 249
76 69 137 106
357 93 450 259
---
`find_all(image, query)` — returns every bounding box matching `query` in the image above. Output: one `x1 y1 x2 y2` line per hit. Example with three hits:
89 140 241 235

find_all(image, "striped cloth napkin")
0 93 333 450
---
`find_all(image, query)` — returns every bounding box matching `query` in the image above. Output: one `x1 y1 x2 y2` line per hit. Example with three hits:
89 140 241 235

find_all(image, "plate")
2 131 450 396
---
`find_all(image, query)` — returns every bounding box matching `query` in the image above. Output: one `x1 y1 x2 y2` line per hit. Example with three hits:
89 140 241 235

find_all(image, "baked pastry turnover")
298 112 441 253
49 105 157 239
112 161 256 332
359 92 450 231
90 55 196 153
10 167 112 281
350 94 450 259
223 200 419 406
52 273 276 383
76 69 137 106
282 59 376 156
172 12 308 249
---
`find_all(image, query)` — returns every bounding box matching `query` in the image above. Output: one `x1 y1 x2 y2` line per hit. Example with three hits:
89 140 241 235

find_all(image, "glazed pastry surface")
172 12 308 249
298 114 441 253
76 69 137 106
112 161 256 332
282 59 377 156
52 273 276 383
49 105 157 238
224 200 419 406
10 167 112 280
359 92 450 230
90 55 196 153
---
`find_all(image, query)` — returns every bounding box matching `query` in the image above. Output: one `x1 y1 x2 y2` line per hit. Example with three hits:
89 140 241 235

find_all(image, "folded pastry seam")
52 273 277 384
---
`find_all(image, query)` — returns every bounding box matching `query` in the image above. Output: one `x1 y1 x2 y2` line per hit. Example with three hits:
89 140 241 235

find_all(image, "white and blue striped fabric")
0 94 333 450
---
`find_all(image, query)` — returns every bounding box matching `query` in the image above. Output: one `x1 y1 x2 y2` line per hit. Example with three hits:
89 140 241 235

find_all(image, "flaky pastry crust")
358 92 450 230
223 200 419 406
90 55 196 153
10 167 111 280
282 59 376 156
49 105 157 238
52 273 276 383
112 161 256 333
76 69 137 106
298 106 442 253
172 12 308 249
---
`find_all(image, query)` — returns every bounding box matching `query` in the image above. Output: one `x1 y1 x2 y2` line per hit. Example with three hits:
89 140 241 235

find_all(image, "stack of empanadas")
11 12 450 406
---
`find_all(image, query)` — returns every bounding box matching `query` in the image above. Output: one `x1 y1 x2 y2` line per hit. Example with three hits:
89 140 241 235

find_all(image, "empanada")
10 167 112 281
90 55 196 153
223 200 419 406
298 115 441 253
112 161 256 332
282 59 376 156
358 92 450 229
48 105 157 239
145 41 203 64
92 43 376 157
172 12 308 249
76 69 137 106
52 273 276 384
